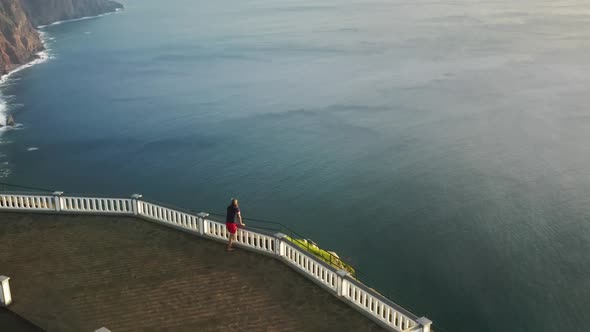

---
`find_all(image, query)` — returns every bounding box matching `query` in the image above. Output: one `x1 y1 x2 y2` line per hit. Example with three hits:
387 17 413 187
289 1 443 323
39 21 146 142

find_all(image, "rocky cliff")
21 0 123 27
0 0 43 75
0 0 122 75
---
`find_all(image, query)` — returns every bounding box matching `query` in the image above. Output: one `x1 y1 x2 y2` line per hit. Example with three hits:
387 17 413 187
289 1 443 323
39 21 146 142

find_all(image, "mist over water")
2 0 590 330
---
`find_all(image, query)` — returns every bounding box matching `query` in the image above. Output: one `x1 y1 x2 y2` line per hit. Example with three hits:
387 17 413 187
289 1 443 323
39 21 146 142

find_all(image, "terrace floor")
0 212 385 331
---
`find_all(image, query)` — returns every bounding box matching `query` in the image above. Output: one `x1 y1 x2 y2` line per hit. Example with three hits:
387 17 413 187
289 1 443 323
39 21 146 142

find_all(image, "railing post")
197 212 209 235
52 191 63 212
416 317 432 332
336 270 350 297
131 194 143 216
274 233 287 256
0 276 12 307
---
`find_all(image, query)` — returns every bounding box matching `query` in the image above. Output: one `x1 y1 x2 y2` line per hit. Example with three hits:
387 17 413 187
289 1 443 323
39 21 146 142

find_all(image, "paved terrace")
0 212 385 331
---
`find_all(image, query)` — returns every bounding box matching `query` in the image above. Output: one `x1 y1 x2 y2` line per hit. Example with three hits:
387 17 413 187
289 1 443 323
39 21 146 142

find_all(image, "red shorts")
226 222 238 234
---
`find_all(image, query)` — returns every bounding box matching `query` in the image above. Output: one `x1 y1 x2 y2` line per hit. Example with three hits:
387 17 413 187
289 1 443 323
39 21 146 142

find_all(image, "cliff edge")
0 0 122 75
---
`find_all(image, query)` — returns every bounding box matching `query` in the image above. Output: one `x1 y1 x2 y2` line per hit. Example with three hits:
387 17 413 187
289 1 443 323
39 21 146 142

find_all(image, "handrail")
0 181 54 193
0 189 432 332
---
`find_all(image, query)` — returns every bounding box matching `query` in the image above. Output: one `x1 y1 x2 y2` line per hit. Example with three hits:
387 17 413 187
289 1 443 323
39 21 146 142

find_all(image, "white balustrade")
60 196 132 214
236 226 275 253
0 194 55 211
0 191 430 331
342 278 419 331
137 201 199 232
204 219 227 239
282 242 339 292
203 219 276 254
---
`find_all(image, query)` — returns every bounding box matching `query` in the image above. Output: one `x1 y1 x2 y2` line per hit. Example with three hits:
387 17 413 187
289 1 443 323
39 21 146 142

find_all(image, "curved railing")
0 187 433 332
0 194 56 211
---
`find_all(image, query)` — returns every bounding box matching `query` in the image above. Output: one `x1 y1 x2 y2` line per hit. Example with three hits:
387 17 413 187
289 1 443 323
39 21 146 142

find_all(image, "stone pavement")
0 308 44 331
0 212 385 331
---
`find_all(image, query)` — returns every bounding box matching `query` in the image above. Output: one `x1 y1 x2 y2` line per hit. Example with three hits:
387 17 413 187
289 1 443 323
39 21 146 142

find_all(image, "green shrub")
285 236 356 275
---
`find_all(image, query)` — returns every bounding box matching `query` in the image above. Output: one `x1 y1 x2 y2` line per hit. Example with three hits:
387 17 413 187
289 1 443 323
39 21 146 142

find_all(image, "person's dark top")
226 205 240 223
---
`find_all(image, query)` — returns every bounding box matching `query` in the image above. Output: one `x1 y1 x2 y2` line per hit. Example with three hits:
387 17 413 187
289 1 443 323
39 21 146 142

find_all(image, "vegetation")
285 236 356 276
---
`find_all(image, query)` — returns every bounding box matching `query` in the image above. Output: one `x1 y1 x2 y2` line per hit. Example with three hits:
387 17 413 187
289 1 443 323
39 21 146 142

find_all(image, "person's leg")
227 233 233 250
227 229 236 251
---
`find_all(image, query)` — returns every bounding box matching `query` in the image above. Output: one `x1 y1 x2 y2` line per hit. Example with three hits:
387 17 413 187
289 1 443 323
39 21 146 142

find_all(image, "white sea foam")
1 31 51 84
0 30 52 131
0 51 49 85
0 99 7 126
27 147 39 151
37 9 122 29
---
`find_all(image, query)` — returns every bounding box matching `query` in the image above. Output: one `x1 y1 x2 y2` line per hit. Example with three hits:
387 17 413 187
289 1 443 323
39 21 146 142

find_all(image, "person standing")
226 198 245 251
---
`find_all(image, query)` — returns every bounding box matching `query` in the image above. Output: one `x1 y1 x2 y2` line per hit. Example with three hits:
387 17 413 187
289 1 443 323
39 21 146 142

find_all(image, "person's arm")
238 210 245 226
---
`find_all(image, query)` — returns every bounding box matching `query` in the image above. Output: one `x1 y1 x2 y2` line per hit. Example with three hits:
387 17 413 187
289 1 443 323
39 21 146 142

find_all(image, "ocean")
1 0 590 330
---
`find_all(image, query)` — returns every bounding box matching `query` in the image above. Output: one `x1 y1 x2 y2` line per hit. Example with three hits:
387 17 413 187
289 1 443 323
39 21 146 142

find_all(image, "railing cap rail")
0 191 55 196
61 192 130 199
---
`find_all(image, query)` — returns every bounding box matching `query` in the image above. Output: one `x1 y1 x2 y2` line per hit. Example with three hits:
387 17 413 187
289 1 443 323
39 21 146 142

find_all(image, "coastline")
36 7 123 29
0 29 50 127
0 34 50 85
0 8 123 126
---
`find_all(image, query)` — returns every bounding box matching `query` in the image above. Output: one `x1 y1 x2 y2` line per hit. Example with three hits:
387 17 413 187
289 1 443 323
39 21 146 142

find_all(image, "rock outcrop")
0 114 15 127
0 0 122 75
6 114 14 125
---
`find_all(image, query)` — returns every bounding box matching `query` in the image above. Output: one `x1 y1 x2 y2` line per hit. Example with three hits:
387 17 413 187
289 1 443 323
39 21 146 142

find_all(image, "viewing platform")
0 212 386 331
0 191 432 331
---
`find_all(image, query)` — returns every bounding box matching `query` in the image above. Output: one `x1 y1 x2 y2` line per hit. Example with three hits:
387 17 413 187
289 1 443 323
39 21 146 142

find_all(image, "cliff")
21 0 123 27
0 0 43 75
0 0 122 75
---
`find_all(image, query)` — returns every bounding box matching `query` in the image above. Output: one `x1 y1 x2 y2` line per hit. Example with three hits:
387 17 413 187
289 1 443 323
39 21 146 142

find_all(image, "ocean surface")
2 0 590 330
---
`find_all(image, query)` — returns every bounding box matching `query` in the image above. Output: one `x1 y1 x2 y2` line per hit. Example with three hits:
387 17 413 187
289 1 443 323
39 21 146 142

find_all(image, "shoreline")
36 7 123 29
0 33 50 127
0 8 123 126
0 34 50 85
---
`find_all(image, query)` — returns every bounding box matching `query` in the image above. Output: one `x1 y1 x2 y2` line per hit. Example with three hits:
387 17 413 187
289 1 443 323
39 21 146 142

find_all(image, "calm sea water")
2 0 590 330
